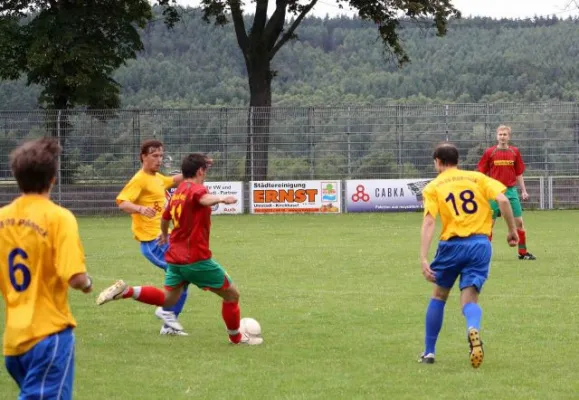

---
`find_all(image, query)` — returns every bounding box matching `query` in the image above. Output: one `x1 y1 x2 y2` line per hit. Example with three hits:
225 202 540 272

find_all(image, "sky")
175 0 579 19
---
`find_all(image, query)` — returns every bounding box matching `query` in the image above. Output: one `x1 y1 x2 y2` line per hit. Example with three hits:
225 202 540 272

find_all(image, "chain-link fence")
1 103 578 214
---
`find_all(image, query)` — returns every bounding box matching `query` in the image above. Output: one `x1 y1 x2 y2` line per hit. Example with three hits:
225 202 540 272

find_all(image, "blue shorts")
5 327 75 400
140 238 169 270
430 235 492 292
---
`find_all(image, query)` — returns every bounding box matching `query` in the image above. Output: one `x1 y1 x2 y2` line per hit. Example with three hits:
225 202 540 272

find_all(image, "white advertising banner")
345 179 433 212
166 181 244 215
250 180 341 214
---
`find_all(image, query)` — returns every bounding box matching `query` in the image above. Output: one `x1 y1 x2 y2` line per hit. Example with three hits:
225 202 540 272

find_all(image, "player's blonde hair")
496 125 511 135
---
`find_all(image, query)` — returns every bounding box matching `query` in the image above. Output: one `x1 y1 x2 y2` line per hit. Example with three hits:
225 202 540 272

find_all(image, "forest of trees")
0 11 578 109
1 11 578 189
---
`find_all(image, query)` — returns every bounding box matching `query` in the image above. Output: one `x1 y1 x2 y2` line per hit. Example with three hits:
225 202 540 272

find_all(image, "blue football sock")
424 298 446 355
164 286 189 317
462 302 482 334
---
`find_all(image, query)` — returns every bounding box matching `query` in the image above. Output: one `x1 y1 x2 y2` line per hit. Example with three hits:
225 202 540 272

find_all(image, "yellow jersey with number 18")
0 195 86 356
422 168 506 241
116 169 174 242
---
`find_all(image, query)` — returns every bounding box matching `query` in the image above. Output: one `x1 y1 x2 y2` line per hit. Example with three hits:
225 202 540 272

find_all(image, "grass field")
1 211 579 399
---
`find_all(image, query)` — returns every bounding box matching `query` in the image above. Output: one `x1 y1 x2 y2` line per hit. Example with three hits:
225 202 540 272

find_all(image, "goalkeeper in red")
477 125 536 260
96 153 263 345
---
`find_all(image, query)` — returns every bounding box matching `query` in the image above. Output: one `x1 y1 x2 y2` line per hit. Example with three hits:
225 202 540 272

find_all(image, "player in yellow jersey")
0 138 93 399
116 139 190 335
418 143 518 368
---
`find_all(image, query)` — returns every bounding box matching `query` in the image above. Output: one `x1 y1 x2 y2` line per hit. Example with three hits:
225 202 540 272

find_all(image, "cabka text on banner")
345 179 432 212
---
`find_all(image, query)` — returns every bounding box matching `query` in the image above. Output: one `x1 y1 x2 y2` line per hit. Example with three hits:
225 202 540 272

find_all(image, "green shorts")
165 259 232 290
490 186 523 219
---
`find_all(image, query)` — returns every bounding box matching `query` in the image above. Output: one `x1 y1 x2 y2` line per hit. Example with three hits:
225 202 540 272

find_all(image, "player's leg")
96 280 184 332
459 236 492 368
508 188 536 260
8 328 76 399
419 242 460 364
5 354 25 391
179 259 263 345
488 200 500 242
140 239 190 333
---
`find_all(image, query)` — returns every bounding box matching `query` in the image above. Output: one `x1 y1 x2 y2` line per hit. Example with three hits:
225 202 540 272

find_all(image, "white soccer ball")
240 317 262 337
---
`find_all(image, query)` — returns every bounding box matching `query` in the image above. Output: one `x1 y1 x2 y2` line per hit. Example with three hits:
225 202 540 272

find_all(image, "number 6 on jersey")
8 248 31 292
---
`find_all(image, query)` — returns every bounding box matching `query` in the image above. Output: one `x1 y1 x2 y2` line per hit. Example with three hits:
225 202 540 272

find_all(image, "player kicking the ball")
97 153 263 345
419 143 518 368
477 125 536 260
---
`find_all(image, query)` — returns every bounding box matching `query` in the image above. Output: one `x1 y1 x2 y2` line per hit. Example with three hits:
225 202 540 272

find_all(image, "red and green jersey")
162 181 212 264
477 145 525 187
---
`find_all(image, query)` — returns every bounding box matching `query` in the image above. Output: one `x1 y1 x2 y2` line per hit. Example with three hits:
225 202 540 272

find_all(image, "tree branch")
264 0 287 50
228 0 249 53
251 0 268 38
269 0 318 59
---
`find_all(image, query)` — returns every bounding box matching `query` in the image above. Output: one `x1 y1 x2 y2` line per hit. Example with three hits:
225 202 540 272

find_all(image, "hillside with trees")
0 11 578 110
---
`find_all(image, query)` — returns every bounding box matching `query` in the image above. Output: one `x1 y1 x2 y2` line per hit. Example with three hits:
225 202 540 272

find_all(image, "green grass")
1 211 579 399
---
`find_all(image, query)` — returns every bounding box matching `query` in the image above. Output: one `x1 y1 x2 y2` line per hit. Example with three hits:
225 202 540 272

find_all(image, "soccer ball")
240 317 262 337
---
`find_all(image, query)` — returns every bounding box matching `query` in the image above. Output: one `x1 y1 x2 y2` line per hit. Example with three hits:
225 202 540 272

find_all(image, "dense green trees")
0 13 577 110
0 0 179 181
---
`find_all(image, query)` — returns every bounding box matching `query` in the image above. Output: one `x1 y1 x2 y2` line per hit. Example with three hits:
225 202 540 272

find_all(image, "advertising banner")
250 180 341 214
166 181 244 215
345 179 433 212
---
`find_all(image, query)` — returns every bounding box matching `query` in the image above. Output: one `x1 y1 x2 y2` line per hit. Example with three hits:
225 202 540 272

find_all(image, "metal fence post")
57 110 62 205
444 104 449 142
397 104 403 177
309 107 315 179
347 107 351 178
249 106 254 182
543 104 549 175
132 110 140 171
220 107 228 180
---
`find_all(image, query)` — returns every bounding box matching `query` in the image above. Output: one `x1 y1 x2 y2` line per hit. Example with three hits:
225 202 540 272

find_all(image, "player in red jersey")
477 125 536 260
96 153 263 345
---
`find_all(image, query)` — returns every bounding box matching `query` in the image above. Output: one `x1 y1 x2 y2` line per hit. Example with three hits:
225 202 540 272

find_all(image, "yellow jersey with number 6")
116 170 174 241
422 168 506 241
0 195 86 356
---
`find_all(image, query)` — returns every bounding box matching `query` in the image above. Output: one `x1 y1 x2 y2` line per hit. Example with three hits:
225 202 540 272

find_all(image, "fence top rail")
0 101 578 113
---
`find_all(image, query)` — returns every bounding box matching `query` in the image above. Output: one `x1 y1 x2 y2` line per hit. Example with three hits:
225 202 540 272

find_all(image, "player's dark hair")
181 153 210 178
10 137 61 194
433 142 459 166
140 139 163 163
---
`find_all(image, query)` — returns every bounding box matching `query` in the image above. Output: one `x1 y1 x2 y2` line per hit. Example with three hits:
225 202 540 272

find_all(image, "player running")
419 143 518 368
477 125 536 260
116 139 189 335
97 153 263 345
0 138 93 399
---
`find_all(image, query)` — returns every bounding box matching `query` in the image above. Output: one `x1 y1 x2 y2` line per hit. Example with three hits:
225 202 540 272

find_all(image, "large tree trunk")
244 58 272 181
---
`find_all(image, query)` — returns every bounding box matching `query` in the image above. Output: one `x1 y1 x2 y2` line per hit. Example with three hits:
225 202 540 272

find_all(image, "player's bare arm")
516 175 529 200
118 200 156 218
172 174 184 185
199 194 237 207
420 213 436 283
69 273 93 294
495 192 519 246
158 217 171 245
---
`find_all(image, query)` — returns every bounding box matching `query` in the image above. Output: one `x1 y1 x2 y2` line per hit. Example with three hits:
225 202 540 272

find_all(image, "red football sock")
122 286 165 306
121 286 134 299
517 229 527 255
489 232 493 242
222 301 242 343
